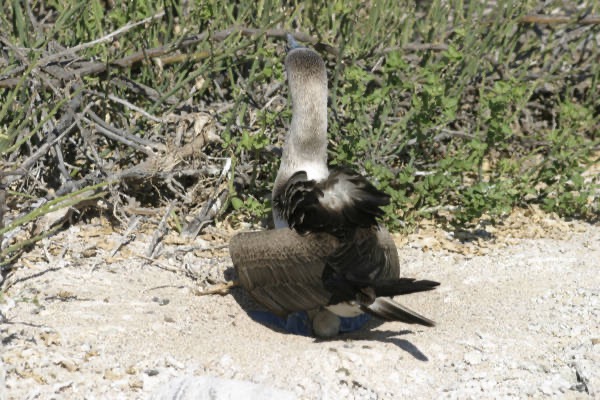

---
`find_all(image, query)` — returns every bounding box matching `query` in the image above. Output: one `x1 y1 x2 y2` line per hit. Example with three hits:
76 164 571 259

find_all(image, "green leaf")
231 197 244 210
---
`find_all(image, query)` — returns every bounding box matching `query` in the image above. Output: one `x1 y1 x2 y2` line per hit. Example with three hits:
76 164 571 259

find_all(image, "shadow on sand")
228 275 430 361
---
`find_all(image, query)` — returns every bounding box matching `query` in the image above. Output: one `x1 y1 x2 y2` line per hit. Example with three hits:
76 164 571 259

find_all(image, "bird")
229 35 439 338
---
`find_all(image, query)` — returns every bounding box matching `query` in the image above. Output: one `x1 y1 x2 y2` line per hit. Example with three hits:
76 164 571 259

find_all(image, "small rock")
52 381 73 393
104 368 124 380
165 355 184 369
126 365 138 375
79 343 91 352
84 349 99 361
129 376 143 389
574 359 598 396
39 331 61 346
55 358 78 372
82 247 97 257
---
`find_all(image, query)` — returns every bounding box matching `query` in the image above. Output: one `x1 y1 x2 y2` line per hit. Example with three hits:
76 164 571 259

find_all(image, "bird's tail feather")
363 297 436 327
371 278 440 297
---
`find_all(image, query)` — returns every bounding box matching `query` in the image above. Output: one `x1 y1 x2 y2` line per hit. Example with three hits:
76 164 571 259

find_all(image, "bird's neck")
282 82 328 167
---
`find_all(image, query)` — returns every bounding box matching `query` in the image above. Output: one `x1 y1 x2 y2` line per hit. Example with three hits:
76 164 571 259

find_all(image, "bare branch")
36 11 166 66
146 202 175 257
519 14 600 25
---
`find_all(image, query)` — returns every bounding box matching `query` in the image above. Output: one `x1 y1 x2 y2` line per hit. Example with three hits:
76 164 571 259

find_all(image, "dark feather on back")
273 167 390 237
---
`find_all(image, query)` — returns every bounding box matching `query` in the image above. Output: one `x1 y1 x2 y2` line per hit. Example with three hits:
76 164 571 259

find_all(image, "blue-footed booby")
229 35 438 338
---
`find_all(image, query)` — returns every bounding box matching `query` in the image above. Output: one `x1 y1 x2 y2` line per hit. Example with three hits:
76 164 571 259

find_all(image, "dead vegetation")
0 1 598 276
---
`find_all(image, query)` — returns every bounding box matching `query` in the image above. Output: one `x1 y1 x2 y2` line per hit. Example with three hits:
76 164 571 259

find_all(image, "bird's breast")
301 162 328 181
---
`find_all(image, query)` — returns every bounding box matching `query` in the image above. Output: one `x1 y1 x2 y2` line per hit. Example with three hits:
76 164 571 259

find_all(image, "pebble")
164 355 184 370
55 357 78 372
573 359 598 396
129 376 144 389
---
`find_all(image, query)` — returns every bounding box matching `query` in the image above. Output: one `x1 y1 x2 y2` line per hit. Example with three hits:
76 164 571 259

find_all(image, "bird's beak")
286 33 302 52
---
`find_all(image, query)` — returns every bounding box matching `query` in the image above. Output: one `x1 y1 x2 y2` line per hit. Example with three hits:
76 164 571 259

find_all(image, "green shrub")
0 0 597 257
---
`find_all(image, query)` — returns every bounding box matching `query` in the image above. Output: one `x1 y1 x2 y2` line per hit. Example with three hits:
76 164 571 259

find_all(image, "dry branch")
0 187 5 259
2 13 598 86
4 94 83 184
110 215 141 257
146 202 175 258
111 77 180 105
519 14 600 25
194 280 239 296
35 11 166 66
183 158 231 238
0 25 458 89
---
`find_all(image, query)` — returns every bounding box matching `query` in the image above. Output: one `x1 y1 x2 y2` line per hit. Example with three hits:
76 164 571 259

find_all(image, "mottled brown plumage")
229 228 438 326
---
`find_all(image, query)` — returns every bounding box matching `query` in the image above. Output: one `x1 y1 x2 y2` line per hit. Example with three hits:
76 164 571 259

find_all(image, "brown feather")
230 227 439 327
230 230 337 316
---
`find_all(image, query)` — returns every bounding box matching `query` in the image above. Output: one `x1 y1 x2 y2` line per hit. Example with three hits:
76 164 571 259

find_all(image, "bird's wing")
230 228 439 327
229 229 339 317
274 167 390 235
319 168 391 228
324 226 400 294
323 226 439 327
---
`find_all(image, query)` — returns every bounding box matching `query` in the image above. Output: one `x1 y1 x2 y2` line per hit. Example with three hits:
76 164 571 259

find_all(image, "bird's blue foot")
247 310 371 337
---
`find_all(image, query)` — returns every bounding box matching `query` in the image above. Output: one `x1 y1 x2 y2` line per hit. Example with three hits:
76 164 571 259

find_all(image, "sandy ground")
1 211 599 399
